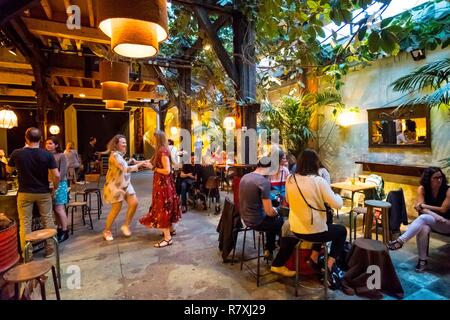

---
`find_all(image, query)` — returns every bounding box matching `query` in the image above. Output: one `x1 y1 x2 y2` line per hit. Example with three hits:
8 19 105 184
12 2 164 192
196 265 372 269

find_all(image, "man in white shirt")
168 139 179 169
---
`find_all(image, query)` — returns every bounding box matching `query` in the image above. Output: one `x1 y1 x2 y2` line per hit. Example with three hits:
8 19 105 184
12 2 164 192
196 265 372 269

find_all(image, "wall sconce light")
336 110 358 127
409 48 426 61
0 106 18 129
49 125 60 135
170 126 178 136
223 116 236 130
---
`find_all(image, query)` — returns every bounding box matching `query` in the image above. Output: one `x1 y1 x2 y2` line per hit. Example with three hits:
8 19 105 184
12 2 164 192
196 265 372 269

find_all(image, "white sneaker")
270 266 296 277
120 225 131 237
103 230 114 241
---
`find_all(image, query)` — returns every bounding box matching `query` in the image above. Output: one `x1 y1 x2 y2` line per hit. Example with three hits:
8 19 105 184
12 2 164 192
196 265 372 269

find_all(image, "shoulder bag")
292 174 333 226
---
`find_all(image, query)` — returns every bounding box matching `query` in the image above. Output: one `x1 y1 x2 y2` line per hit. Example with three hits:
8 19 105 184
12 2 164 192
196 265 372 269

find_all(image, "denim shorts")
54 180 68 205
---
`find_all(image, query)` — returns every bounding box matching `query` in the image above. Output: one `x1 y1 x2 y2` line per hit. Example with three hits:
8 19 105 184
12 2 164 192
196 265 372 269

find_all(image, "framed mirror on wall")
368 105 431 148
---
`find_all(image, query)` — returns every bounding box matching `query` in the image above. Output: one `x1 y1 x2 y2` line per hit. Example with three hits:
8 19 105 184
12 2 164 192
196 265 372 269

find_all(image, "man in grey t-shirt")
239 159 283 258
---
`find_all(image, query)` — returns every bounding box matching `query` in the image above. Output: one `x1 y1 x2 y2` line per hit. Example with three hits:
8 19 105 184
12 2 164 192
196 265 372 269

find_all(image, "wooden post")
233 3 258 163
177 68 192 134
158 101 169 132
134 107 144 154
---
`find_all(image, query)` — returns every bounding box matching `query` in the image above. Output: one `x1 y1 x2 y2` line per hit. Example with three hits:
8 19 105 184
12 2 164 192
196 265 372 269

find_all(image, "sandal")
160 229 176 236
154 238 173 248
387 239 404 250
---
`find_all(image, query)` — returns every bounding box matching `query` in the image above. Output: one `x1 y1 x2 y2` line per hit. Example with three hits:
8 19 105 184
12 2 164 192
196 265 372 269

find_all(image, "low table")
343 238 404 299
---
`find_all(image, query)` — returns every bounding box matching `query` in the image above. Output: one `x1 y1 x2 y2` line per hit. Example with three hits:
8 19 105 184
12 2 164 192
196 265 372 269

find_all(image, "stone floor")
36 171 449 300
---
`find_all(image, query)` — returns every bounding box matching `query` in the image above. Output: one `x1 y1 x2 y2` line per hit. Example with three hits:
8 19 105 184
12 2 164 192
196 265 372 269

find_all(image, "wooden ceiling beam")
0 70 34 85
0 86 36 97
49 67 100 80
22 17 110 44
40 0 52 19
87 0 95 27
53 86 163 100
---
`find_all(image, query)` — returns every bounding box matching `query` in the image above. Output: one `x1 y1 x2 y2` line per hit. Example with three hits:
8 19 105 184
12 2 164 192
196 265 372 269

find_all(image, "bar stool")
75 174 102 219
363 200 391 243
294 240 329 298
240 228 270 287
23 228 60 288
3 260 61 300
66 201 93 234
231 225 256 265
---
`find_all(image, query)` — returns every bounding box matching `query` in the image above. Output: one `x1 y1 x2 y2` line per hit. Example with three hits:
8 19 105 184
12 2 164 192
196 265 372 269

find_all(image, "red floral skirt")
139 172 181 229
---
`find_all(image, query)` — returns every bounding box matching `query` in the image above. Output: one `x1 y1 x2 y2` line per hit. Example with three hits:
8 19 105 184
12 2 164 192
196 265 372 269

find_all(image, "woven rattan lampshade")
100 61 129 109
98 0 168 58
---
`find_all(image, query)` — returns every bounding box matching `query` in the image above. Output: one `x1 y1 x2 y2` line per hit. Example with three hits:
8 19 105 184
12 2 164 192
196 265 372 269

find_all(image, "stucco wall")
317 48 450 217
267 48 450 219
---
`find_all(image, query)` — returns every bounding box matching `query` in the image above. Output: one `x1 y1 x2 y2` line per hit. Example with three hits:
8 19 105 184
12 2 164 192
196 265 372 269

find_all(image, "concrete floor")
37 171 449 300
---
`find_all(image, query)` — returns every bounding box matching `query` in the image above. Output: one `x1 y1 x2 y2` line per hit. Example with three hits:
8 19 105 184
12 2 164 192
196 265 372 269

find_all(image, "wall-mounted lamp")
409 48 426 61
0 106 18 129
170 126 178 136
223 116 236 130
336 110 359 127
49 125 60 135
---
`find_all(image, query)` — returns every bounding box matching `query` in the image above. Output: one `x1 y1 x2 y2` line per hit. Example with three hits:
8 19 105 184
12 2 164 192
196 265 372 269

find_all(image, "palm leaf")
391 58 450 92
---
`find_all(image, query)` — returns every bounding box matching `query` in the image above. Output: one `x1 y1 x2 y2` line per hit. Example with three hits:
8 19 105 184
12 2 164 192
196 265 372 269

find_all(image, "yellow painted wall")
0 129 7 154
143 108 157 159
64 105 78 149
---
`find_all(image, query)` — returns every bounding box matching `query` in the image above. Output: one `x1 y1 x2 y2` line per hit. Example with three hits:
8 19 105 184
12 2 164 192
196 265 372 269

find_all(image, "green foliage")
391 58 450 108
259 90 343 156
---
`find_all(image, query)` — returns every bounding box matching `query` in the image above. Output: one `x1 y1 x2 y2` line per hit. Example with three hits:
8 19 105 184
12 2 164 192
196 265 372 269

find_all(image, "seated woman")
388 167 450 272
269 150 289 208
270 149 346 289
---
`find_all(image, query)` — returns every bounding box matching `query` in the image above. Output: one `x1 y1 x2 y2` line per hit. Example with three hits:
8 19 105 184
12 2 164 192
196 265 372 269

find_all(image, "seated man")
178 153 201 213
239 157 283 259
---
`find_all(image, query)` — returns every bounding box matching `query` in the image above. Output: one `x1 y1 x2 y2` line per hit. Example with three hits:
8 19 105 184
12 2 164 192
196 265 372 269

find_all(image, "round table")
343 238 404 299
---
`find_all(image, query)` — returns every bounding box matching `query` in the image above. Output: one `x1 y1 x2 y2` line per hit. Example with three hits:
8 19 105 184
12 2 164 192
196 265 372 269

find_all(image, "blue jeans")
180 179 195 206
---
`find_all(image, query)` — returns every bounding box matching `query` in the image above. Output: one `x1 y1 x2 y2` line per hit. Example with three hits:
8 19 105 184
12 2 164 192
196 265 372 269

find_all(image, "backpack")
365 174 385 201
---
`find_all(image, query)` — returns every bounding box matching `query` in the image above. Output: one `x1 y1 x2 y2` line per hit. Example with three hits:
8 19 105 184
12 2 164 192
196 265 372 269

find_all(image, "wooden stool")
66 201 93 234
3 260 61 300
363 200 391 243
23 229 60 288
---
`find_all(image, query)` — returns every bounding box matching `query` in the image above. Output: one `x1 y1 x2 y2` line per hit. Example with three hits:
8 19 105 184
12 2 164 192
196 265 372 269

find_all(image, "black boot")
57 228 63 239
58 230 69 243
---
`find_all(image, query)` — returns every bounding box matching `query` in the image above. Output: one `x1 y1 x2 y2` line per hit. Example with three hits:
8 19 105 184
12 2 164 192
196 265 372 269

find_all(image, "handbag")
292 174 333 226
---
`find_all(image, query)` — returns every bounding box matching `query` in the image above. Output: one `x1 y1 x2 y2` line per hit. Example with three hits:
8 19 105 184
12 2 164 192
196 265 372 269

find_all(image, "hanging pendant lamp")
0 106 18 129
98 0 169 58
100 60 129 110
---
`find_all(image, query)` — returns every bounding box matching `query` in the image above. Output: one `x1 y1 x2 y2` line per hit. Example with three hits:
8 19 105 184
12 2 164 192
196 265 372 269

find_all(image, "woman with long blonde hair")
102 134 149 241
139 130 181 247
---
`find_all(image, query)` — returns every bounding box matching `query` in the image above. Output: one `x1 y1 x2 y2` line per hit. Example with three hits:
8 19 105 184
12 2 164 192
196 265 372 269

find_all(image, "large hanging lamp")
100 60 129 111
98 0 169 58
0 106 18 129
105 100 125 111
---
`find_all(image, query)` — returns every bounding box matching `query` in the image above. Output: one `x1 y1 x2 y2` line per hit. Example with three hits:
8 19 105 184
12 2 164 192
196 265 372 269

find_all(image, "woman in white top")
102 134 149 241
271 149 346 288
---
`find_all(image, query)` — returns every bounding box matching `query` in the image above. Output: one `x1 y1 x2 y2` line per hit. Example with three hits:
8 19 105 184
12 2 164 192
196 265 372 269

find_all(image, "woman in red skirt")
139 130 181 248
